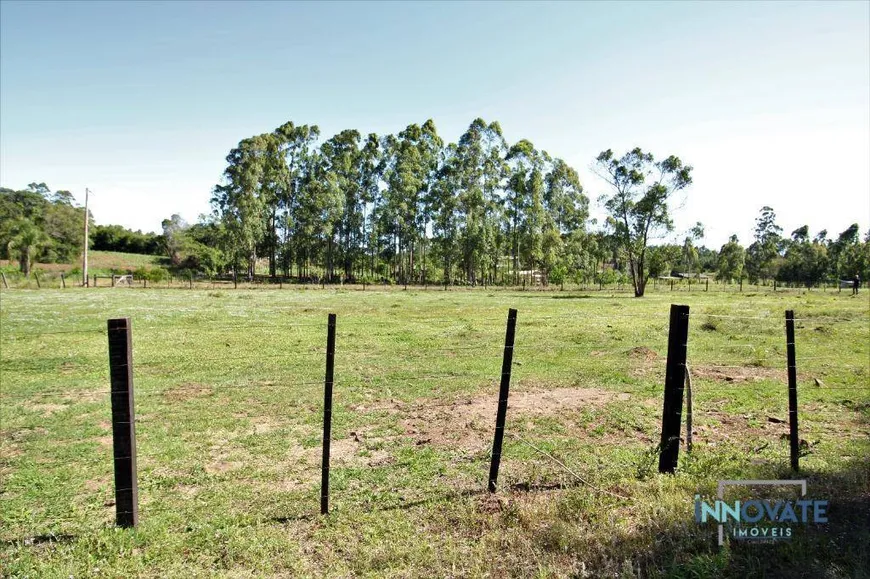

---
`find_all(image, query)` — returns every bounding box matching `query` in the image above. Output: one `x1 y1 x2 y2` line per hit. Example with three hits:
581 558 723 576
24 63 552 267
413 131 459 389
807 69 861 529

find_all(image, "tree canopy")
209 118 592 286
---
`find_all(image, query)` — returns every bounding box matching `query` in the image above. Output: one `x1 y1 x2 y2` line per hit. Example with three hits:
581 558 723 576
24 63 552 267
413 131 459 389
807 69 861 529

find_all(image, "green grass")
85 251 167 272
1 251 168 288
0 286 868 577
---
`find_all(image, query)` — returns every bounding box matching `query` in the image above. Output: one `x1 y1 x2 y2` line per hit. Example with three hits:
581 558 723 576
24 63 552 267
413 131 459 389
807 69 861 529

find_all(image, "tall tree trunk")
512 210 519 285
20 248 31 276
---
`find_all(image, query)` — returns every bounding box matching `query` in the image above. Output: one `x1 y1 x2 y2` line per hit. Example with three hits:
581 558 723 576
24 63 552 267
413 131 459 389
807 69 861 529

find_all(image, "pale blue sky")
1 0 868 248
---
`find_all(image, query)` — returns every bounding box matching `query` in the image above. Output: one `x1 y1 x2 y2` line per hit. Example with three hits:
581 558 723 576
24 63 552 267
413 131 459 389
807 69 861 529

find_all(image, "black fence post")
33 272 41 289
658 304 690 474
488 308 518 492
321 313 337 514
1 272 7 289
60 272 66 288
670 280 674 292
705 279 708 292
107 318 138 528
785 310 799 472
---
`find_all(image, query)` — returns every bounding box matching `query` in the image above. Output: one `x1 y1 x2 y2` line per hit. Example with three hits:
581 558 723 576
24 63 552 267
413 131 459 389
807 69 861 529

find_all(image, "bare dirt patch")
689 410 798 452
206 457 244 474
690 365 785 383
627 347 658 361
84 476 110 492
176 484 201 498
21 402 68 416
319 435 395 468
163 383 213 402
249 416 281 435
61 388 107 404
361 387 630 451
628 347 662 378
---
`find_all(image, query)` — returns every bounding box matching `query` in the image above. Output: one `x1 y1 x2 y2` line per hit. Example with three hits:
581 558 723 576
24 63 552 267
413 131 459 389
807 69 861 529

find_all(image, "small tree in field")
717 235 746 283
594 148 693 297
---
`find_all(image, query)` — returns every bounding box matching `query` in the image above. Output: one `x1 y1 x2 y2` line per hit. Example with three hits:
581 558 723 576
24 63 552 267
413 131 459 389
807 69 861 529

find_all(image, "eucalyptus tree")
679 223 705 276
455 119 487 283
505 139 540 283
273 122 320 276
745 206 783 283
519 158 546 283
321 129 363 279
827 223 858 278
593 148 693 297
161 213 188 265
385 127 417 280
212 135 271 279
358 133 382 279
291 147 344 279
717 235 746 282
543 157 588 281
779 227 829 287
452 118 508 284
260 133 290 277
381 120 442 282
418 120 444 283
428 143 462 283
480 121 508 283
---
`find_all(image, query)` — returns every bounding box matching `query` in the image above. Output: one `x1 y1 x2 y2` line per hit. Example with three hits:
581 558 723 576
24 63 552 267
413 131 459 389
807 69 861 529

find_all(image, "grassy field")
0 285 867 577
1 251 168 288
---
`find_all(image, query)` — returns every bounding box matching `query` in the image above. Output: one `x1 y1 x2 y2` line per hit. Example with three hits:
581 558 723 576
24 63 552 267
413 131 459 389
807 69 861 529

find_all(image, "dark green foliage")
594 148 694 296
0 184 87 267
717 235 746 283
91 224 162 255
210 118 591 286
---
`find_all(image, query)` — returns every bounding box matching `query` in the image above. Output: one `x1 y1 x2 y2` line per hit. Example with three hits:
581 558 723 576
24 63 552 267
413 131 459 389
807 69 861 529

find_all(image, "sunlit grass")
0 285 867 577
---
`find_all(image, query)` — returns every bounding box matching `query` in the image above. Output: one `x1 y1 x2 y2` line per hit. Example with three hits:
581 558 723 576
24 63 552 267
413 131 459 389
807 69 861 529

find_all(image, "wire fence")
4 269 870 294
1 305 867 537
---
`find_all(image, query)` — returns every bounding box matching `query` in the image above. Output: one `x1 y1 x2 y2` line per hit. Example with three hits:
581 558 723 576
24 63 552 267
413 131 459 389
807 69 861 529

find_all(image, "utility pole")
83 188 90 287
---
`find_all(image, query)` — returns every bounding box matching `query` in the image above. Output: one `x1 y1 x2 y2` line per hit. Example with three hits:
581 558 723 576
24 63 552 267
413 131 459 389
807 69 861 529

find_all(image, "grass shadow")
584 458 870 577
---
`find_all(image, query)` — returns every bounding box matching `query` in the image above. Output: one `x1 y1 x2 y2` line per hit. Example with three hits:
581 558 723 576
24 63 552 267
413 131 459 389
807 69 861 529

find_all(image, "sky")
1 0 868 248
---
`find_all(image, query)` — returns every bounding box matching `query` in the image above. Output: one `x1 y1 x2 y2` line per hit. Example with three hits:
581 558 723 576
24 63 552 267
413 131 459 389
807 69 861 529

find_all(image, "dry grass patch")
691 364 785 383
162 383 213 402
21 402 68 416
359 387 631 451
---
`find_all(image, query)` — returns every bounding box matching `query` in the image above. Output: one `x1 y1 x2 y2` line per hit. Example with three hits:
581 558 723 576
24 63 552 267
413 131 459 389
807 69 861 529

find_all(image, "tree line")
0 183 87 275
1 183 165 274
712 207 869 287
207 118 594 288
204 117 868 295
4 120 867 295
